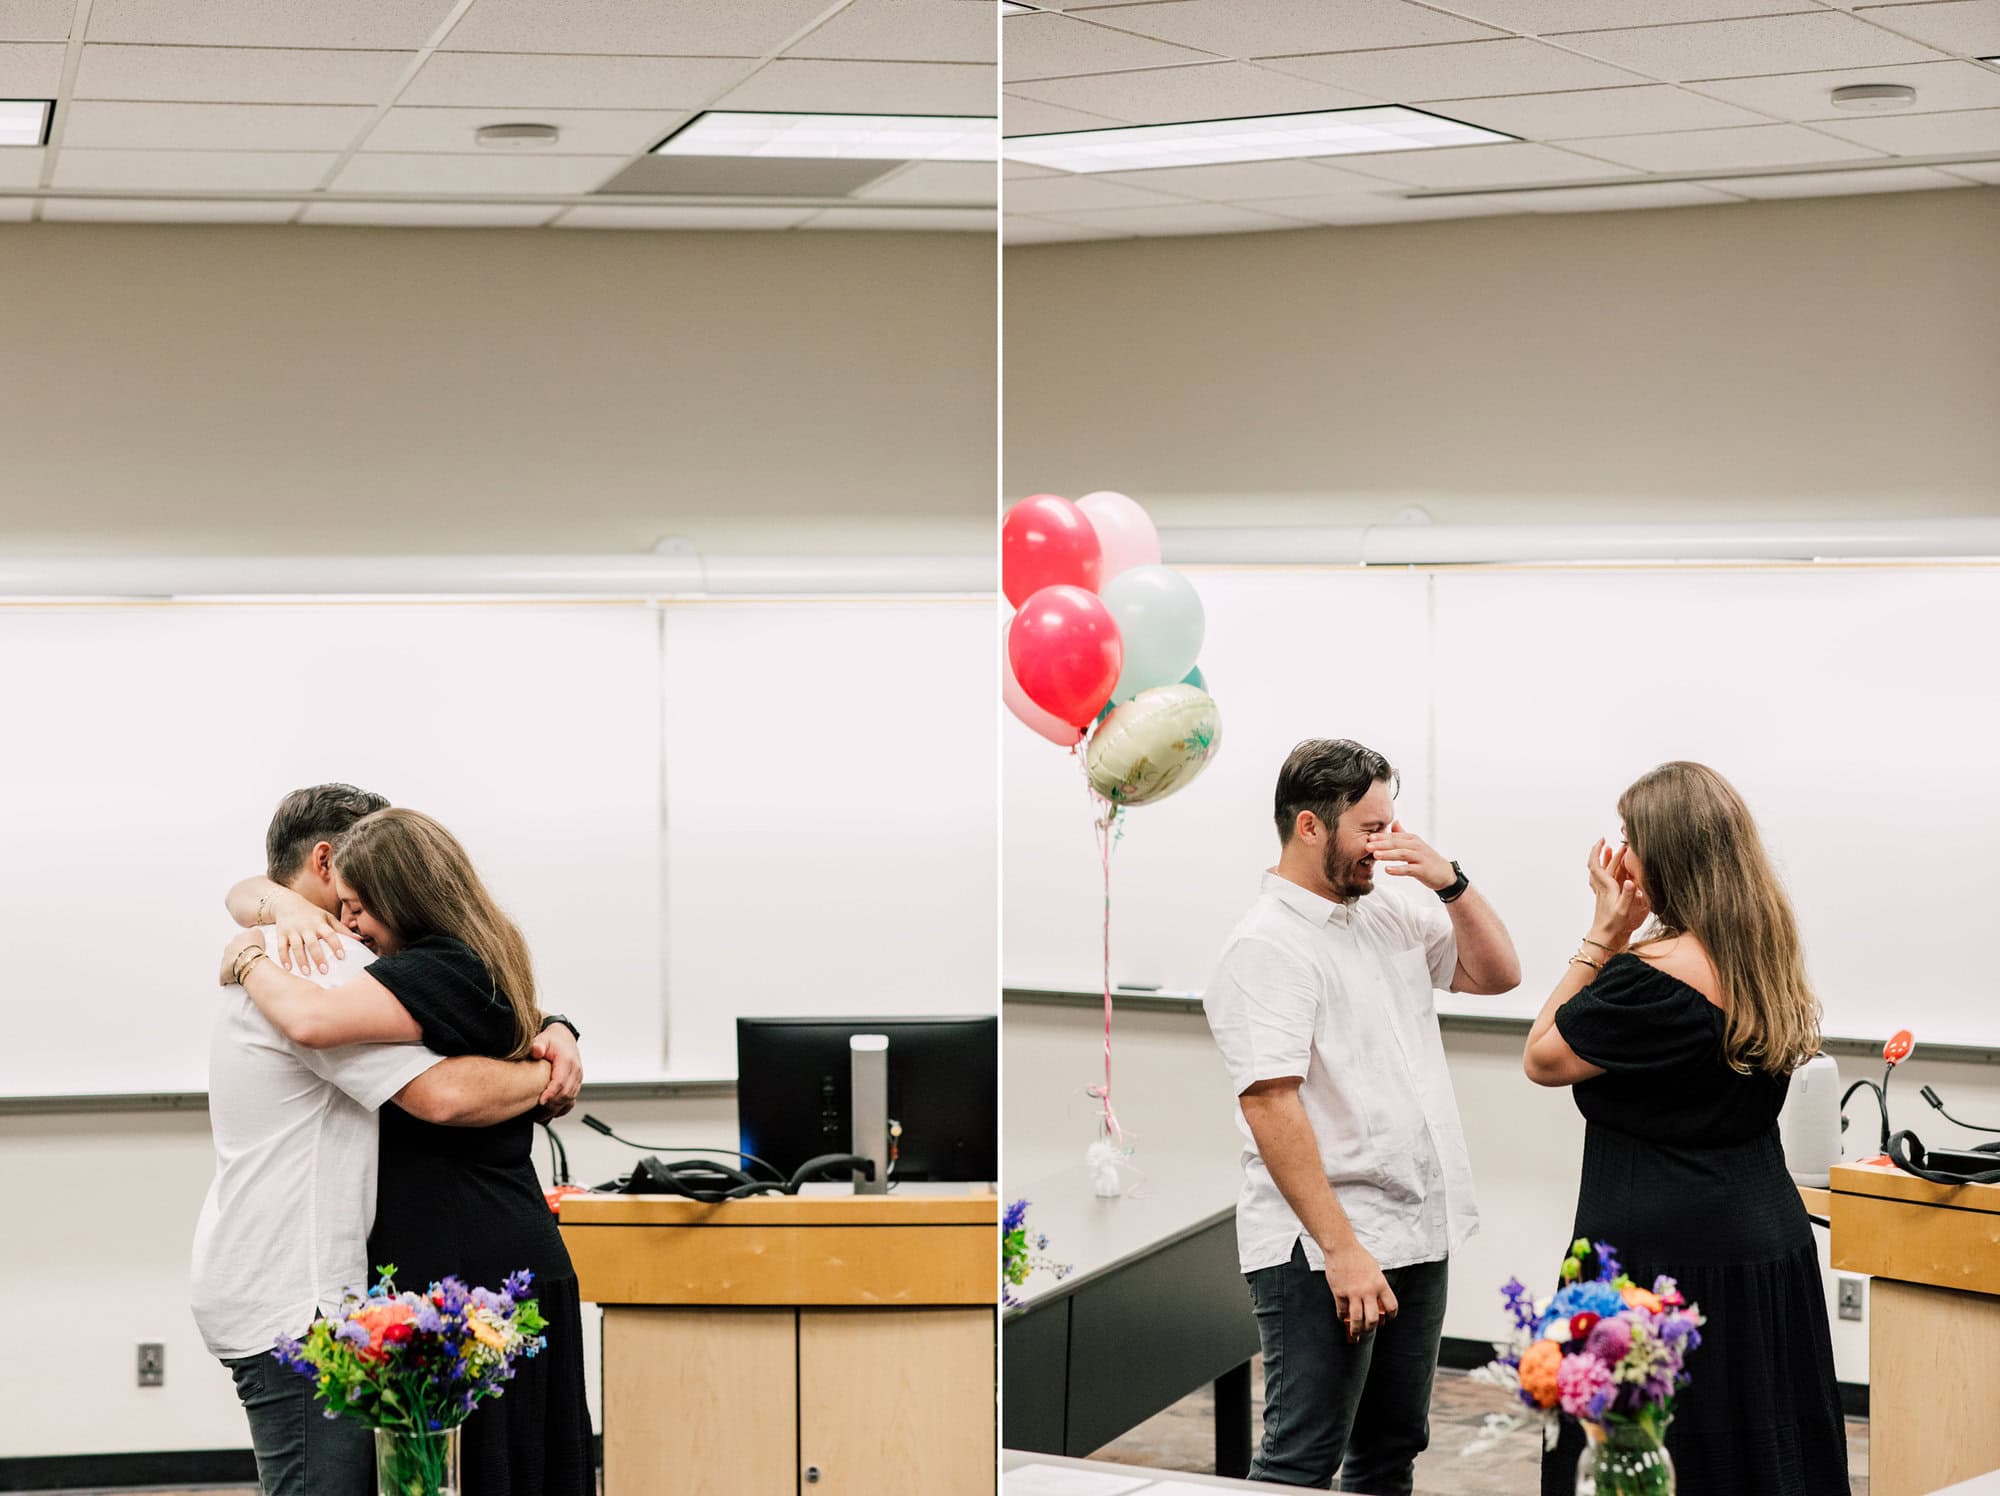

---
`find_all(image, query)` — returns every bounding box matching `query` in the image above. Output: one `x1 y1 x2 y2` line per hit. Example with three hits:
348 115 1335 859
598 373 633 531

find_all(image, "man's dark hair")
1274 739 1397 844
266 783 390 883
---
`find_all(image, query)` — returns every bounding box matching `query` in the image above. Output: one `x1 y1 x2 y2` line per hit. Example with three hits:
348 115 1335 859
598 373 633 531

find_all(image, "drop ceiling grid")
1001 0 2000 238
1 0 1000 228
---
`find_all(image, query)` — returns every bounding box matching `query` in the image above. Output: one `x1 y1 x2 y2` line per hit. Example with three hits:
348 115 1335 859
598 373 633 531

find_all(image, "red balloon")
1008 585 1123 729
1003 495 1102 609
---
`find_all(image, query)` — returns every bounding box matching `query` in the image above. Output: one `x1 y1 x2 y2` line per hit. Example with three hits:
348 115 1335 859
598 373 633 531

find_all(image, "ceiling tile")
1004 158 1064 177
1002 94 1125 133
1087 157 1394 198
1002 171 1184 209
1097 0 1501 57
75 45 410 104
51 149 337 189
300 201 561 226
1711 162 1976 193
401 52 755 109
1567 122 1882 170
790 0 996 63
1040 198 1316 232
1690 59 2000 119
62 101 374 152
851 159 997 201
1231 191 1524 221
0 148 47 187
1852 1 2000 54
556 203 819 228
716 58 995 113
85 0 457 49
801 205 996 228
1551 13 1942 82
1811 102 2000 149
0 2 75 44
1943 157 2000 179
1517 180 1743 209
1006 60 1385 123
0 41 66 95
40 196 299 221
1332 139 1619 186
440 0 831 57
1004 213 1126 242
362 106 687 155
327 152 626 193
1002 13 1218 81
1427 84 1766 139
1442 0 1797 31
1263 39 1649 100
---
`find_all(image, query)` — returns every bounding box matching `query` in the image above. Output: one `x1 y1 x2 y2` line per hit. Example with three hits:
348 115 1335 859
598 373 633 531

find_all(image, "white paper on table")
1003 1464 1158 1495
1143 1484 1242 1494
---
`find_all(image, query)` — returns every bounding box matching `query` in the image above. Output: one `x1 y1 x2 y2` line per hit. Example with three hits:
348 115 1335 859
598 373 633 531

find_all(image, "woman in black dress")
224 807 595 1496
1522 762 1847 1494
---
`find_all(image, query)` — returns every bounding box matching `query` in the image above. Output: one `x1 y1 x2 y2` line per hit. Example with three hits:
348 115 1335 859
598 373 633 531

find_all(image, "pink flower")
1585 1314 1633 1365
1558 1352 1617 1421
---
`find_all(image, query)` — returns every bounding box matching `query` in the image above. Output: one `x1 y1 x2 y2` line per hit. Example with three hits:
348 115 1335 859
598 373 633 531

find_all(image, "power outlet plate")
1837 1277 1865 1322
137 1342 164 1387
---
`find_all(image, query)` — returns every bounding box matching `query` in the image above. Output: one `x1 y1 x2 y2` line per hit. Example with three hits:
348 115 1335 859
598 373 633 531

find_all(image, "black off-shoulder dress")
367 935 594 1496
1539 953 1848 1496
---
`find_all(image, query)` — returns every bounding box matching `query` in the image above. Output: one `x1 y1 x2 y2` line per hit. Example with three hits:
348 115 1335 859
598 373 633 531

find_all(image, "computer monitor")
735 1015 998 1184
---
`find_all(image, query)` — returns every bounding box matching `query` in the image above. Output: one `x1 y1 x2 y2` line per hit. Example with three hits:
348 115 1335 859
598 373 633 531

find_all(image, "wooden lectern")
559 1191 998 1496
1828 1161 2000 1496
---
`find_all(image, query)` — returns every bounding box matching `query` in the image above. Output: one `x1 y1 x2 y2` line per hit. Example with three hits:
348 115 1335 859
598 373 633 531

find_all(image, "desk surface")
1003 1451 1267 1493
1832 1160 2000 1212
1007 1156 1243 1310
561 1186 996 1226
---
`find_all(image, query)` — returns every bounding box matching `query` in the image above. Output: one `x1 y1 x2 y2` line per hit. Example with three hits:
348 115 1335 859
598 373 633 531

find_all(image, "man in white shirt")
1203 740 1521 1494
191 783 580 1496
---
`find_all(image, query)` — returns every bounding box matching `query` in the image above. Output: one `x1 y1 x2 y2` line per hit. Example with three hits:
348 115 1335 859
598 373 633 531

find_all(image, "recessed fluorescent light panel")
1 100 52 148
1004 107 1513 174
655 112 996 162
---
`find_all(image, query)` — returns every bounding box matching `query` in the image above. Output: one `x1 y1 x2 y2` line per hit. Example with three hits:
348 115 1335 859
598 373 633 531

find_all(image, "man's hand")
1365 820 1455 892
267 889 344 975
529 1024 583 1116
1324 1244 1398 1343
220 929 264 986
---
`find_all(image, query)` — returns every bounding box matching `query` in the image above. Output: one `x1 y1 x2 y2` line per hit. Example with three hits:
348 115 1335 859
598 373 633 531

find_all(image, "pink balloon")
1002 628 1083 747
1004 495 1102 609
1077 491 1161 590
1008 585 1123 729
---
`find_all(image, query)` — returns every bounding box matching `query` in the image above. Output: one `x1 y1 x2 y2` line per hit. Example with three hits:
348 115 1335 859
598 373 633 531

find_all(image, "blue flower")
1542 1281 1625 1332
1593 1240 1622 1283
1003 1199 1030 1233
503 1268 536 1300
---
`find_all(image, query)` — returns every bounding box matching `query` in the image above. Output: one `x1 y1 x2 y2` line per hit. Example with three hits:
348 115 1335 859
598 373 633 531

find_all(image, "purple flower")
415 1303 443 1334
1584 1315 1633 1364
335 1320 370 1349
1593 1241 1622 1283
1499 1277 1542 1337
503 1268 535 1300
1004 1199 1030 1233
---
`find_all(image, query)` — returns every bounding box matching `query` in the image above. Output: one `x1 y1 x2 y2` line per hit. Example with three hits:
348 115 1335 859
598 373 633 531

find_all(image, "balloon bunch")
1001 492 1222 1175
1001 491 1222 808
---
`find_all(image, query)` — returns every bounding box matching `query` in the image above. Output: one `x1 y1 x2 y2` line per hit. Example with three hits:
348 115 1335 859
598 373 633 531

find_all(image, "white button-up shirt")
1203 871 1480 1274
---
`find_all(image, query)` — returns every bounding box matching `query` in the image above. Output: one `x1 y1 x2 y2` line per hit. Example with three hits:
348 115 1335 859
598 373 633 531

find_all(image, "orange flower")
1520 1339 1563 1410
467 1312 509 1354
1620 1285 1664 1314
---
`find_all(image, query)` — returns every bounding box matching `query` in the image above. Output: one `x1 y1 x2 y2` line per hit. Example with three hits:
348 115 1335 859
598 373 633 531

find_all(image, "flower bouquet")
1482 1239 1703 1496
1001 1198 1072 1308
274 1266 548 1496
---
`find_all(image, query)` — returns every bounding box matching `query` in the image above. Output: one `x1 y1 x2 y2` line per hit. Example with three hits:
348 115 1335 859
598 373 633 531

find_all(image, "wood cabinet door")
798 1307 996 1495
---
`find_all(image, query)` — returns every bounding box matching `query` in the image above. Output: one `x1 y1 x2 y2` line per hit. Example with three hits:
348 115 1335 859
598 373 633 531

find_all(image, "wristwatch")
539 1013 582 1042
1436 861 1470 904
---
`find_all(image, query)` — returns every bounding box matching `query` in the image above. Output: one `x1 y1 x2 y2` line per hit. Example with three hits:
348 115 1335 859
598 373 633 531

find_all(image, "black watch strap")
1437 861 1469 904
540 1013 581 1041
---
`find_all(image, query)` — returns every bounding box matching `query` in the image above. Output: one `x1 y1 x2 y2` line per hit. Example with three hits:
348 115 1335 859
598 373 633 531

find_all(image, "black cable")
539 1121 570 1186
1840 1078 1891 1154
580 1113 784 1182
1921 1085 2000 1135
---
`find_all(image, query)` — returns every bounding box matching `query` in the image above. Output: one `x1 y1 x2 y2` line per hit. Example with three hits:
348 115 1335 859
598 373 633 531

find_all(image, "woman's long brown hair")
334 808 542 1060
1618 762 1820 1076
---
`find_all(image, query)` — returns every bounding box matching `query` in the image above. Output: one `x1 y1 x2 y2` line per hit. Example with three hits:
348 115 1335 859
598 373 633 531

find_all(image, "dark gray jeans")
1244 1239 1451 1494
223 1351 372 1496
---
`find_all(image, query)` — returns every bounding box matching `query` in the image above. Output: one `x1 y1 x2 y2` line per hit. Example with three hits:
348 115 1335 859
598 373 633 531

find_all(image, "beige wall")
0 224 995 556
1004 189 2000 527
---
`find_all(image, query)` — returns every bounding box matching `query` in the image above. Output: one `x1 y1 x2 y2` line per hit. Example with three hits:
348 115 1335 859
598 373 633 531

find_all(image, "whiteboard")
1002 564 2000 1051
0 594 996 1097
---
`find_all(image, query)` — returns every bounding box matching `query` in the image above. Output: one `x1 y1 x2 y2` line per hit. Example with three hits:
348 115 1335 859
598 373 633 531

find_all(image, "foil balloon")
1085 684 1222 808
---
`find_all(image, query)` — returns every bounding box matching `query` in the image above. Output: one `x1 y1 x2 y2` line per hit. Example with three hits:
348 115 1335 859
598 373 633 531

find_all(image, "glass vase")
1574 1418 1674 1496
375 1426 461 1496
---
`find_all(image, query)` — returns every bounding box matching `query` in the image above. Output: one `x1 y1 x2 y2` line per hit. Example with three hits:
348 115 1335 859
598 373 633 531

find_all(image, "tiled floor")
1092 1360 1872 1495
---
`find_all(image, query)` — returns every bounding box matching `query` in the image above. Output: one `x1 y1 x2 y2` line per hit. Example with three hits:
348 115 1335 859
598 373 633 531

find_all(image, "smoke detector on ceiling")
1829 84 1916 112
475 123 562 148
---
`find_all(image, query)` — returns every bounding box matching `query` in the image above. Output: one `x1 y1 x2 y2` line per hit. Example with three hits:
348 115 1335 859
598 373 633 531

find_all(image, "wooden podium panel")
603 1308 797 1496
799 1308 996 1495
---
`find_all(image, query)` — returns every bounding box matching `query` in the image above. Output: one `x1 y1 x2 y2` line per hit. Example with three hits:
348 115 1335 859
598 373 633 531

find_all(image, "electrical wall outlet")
1837 1277 1865 1322
137 1342 164 1387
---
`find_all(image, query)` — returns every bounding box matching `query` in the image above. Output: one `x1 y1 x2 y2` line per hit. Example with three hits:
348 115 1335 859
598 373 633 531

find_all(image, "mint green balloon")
1102 566 1205 705
1182 666 1206 692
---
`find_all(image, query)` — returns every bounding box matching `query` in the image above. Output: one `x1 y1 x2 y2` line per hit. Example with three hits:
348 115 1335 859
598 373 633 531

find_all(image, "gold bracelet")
234 946 269 983
1569 953 1603 972
1580 936 1614 953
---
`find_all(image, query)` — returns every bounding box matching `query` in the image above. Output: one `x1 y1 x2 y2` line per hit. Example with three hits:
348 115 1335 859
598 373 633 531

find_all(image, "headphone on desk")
615 1151 878 1203
1886 1131 2000 1186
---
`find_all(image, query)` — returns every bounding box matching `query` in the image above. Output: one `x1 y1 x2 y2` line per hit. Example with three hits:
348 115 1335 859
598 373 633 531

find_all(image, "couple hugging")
191 784 594 1496
1206 740 1848 1495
